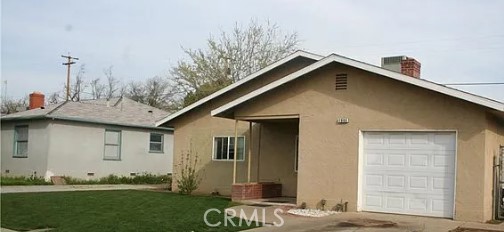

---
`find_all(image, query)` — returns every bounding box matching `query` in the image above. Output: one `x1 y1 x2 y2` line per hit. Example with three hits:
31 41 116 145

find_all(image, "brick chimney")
29 92 45 109
381 56 421 78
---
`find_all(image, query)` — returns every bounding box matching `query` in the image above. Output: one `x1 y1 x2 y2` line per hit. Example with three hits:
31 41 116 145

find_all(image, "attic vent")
335 74 348 90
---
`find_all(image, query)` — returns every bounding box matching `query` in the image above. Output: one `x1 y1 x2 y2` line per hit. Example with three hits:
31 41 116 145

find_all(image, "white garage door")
361 132 456 218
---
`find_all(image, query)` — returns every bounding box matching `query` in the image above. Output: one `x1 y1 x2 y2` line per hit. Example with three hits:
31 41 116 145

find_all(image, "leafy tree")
170 19 299 107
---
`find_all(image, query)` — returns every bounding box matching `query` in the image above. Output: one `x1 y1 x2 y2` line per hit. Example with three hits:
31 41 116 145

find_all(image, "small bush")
63 173 171 186
1 175 52 186
101 174 121 184
177 151 201 195
62 176 99 185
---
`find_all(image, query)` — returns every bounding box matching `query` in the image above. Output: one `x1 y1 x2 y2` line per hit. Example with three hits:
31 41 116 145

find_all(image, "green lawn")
1 190 258 232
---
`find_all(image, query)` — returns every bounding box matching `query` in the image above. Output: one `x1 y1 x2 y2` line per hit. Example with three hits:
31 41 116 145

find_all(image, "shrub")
62 173 171 185
63 176 99 185
1 175 52 186
176 151 201 195
100 174 121 184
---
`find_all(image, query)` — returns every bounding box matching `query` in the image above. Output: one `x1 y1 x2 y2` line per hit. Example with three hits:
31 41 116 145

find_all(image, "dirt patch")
449 228 504 232
337 218 397 228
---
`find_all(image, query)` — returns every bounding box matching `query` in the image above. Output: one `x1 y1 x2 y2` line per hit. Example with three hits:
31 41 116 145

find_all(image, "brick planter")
231 182 282 201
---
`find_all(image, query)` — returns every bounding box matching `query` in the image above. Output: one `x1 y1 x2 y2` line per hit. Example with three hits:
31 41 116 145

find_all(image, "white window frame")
149 133 164 153
13 125 29 158
212 136 245 161
103 129 121 161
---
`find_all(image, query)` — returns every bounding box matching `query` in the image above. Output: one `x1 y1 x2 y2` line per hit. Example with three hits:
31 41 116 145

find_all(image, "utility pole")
61 55 79 101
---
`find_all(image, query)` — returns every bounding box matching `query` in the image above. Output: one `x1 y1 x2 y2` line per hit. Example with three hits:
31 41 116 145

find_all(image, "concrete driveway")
0 184 163 193
228 205 504 232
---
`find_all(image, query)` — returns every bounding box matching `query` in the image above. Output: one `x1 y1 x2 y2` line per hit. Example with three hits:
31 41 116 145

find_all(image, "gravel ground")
287 209 339 217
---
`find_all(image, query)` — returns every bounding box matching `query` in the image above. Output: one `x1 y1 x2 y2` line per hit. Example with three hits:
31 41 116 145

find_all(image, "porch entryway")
228 115 299 201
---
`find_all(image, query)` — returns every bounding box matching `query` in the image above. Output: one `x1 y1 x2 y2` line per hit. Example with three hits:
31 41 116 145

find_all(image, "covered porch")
228 115 299 202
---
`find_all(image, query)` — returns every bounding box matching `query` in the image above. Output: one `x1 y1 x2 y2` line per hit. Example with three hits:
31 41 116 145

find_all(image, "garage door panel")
386 196 405 209
363 150 454 172
409 198 428 211
361 132 455 218
363 194 453 217
364 132 455 151
365 172 454 194
365 174 384 187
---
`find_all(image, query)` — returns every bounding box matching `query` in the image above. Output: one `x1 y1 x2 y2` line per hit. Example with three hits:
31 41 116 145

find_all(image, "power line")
443 82 504 86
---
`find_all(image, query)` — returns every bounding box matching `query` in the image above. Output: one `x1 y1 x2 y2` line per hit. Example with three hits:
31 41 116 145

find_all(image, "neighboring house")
1 94 173 180
156 50 504 222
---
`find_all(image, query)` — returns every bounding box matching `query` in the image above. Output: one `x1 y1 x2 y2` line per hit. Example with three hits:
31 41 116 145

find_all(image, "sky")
1 0 504 102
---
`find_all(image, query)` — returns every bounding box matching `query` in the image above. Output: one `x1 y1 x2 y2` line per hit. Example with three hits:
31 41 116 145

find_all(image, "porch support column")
247 121 252 183
256 123 262 182
232 119 238 184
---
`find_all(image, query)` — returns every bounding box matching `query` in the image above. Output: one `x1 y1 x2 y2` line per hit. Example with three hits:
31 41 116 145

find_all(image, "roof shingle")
1 97 171 129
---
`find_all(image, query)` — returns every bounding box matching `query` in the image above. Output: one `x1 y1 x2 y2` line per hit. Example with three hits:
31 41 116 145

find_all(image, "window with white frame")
14 125 29 157
104 130 121 160
213 136 245 161
149 133 164 153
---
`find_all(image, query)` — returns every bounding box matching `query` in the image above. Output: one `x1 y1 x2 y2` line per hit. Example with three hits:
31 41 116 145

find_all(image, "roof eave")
155 50 324 127
211 54 504 117
0 115 47 121
46 115 174 131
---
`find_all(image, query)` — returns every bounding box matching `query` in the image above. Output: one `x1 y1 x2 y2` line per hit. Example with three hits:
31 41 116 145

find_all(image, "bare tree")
127 81 145 103
145 76 171 109
47 92 60 104
125 76 178 111
1 97 28 114
90 78 106 100
69 64 87 101
104 66 120 99
170 19 299 107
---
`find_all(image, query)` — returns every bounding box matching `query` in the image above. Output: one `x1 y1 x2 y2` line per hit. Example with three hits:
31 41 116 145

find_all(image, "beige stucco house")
1 96 173 180
156 51 504 222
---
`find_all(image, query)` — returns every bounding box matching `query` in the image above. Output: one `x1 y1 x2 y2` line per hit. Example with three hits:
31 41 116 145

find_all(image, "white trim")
211 136 246 162
357 130 364 211
452 130 458 219
212 54 504 117
155 51 323 126
361 129 459 132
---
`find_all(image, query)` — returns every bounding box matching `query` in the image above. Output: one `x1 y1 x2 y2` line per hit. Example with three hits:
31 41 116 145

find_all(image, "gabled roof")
212 53 504 117
1 97 172 131
155 50 324 126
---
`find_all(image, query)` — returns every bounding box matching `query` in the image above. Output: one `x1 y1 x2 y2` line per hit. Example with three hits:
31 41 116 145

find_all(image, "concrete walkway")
1 228 51 232
227 205 504 232
0 184 163 193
